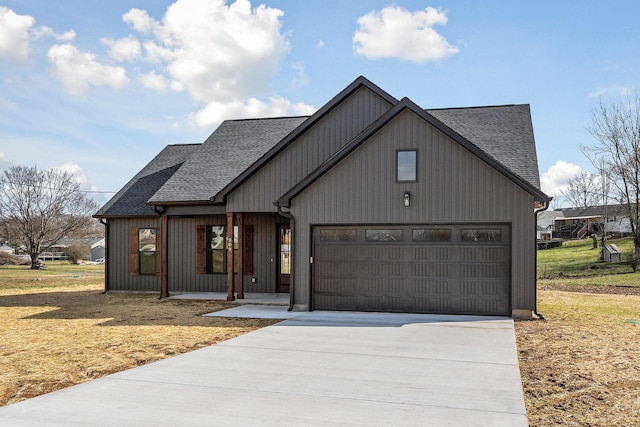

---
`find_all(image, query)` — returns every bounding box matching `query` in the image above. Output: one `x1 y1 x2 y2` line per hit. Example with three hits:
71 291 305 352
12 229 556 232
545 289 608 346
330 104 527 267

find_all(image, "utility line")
0 179 117 194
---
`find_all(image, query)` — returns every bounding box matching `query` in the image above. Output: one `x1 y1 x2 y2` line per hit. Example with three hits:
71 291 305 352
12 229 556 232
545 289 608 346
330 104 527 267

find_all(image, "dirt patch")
515 290 640 426
539 283 640 296
0 285 279 407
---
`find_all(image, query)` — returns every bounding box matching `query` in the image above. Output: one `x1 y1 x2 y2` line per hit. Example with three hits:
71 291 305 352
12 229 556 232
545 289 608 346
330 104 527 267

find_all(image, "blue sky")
1 0 639 207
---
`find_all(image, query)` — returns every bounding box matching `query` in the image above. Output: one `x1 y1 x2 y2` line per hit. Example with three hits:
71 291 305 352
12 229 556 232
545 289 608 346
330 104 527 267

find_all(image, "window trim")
396 149 418 183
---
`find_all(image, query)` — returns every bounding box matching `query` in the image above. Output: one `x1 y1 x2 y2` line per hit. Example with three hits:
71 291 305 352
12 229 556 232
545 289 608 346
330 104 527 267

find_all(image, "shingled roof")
96 78 546 217
95 144 200 217
427 104 542 190
147 116 308 204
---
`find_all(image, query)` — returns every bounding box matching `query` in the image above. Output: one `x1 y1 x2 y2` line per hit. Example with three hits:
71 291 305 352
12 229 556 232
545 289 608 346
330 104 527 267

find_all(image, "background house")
540 204 633 239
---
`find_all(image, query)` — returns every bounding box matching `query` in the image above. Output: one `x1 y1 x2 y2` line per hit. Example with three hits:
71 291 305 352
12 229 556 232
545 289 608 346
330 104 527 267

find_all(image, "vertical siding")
166 213 284 293
227 86 394 212
107 218 161 292
291 110 536 311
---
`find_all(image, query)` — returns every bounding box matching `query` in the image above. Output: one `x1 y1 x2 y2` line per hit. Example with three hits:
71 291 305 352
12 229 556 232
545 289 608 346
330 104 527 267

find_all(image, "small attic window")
397 150 417 182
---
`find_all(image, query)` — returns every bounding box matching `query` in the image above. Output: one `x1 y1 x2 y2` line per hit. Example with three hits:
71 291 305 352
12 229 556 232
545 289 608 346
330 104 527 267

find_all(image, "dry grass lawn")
0 263 277 407
516 288 640 427
2 262 639 426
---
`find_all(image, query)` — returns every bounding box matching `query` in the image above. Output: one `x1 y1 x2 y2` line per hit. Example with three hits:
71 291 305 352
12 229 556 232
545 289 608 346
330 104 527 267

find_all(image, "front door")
277 225 291 293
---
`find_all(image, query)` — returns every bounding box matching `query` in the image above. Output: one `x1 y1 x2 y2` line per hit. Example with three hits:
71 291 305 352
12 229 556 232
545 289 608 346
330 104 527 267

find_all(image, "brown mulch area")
0 285 279 407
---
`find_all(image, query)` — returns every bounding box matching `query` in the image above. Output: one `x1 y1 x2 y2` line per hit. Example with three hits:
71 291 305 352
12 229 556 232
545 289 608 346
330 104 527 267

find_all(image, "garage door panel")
313 224 510 315
412 263 452 278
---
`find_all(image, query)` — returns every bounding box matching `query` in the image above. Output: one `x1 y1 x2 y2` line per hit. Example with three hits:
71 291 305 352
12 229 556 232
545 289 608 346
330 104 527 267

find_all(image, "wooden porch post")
160 213 169 299
236 212 244 299
226 212 235 301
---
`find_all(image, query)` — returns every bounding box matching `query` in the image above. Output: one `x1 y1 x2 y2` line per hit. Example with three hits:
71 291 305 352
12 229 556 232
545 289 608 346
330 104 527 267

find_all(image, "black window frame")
396 149 418 182
138 228 157 275
204 225 239 274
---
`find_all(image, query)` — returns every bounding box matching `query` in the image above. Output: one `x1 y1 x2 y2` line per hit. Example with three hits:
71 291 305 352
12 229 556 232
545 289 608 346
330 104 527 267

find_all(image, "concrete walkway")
0 307 528 426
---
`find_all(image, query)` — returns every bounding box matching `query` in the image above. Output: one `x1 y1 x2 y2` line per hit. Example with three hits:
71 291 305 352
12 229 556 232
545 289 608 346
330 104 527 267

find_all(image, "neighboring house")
549 204 632 238
90 238 106 262
94 76 549 319
536 210 563 240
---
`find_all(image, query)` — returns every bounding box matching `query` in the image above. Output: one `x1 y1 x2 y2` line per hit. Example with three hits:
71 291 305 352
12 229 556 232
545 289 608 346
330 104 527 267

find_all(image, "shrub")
65 244 89 264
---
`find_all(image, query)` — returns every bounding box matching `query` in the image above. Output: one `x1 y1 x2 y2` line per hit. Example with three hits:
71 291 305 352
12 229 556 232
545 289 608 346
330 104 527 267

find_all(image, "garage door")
312 224 510 315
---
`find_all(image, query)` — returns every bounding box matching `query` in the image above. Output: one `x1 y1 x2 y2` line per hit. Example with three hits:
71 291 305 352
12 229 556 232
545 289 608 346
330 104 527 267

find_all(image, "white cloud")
47 43 129 96
353 5 459 63
119 0 302 126
139 71 169 90
588 85 635 98
31 26 76 41
541 160 583 197
122 8 156 35
189 96 315 128
102 36 141 61
57 162 89 186
290 61 309 89
57 29 77 41
0 6 35 62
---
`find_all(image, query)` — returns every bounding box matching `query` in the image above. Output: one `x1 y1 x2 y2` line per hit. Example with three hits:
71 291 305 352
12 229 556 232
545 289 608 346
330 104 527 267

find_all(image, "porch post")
226 212 235 301
236 212 244 299
160 213 169 299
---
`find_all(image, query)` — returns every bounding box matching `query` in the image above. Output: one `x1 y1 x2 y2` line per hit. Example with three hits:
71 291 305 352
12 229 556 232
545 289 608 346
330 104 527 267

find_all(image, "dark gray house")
95 76 550 318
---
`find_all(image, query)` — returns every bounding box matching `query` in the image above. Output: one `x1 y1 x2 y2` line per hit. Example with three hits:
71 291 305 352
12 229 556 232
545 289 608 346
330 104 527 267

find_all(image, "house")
90 238 105 262
546 204 632 239
94 76 549 319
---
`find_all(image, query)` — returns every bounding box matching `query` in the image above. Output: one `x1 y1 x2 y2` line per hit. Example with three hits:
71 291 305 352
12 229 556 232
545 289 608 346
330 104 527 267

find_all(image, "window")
461 228 502 242
320 229 357 241
365 229 403 241
206 226 227 274
412 229 452 242
197 224 253 275
397 150 417 182
138 228 157 275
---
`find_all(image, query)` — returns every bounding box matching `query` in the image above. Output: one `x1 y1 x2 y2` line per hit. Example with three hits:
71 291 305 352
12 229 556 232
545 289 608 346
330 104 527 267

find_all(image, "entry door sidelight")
277 225 291 293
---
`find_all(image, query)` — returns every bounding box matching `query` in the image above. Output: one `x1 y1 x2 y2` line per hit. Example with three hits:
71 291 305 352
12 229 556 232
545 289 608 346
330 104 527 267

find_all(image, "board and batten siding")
227 86 394 212
107 217 162 292
166 213 284 293
289 109 537 312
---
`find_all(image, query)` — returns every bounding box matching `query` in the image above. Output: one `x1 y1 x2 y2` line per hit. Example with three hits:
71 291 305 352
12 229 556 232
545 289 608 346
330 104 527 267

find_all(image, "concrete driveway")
0 308 528 426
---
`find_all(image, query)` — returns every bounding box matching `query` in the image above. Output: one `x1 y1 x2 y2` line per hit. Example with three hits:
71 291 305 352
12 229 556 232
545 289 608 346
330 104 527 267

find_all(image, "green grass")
0 261 104 291
537 236 640 288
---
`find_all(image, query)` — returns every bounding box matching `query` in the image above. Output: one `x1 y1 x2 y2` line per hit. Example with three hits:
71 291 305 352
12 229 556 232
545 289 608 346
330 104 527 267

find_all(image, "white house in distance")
538 204 633 240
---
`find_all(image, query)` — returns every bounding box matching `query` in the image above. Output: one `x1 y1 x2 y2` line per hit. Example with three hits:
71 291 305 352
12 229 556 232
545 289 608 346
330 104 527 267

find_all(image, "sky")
1 0 639 208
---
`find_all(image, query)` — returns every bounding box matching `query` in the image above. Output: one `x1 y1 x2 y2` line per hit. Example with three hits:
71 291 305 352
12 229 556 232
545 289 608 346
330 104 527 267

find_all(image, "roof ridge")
426 104 525 111
223 115 312 123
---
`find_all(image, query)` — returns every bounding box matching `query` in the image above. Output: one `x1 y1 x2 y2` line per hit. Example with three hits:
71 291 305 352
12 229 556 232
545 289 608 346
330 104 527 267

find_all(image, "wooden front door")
277 225 291 293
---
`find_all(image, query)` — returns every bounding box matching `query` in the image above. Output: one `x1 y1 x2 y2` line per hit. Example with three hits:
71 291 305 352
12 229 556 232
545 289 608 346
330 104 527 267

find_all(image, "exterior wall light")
403 192 410 207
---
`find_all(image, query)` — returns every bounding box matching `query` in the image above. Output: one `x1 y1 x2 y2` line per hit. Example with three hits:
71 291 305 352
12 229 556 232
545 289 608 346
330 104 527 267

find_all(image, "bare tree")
583 95 640 254
561 170 601 208
0 166 98 269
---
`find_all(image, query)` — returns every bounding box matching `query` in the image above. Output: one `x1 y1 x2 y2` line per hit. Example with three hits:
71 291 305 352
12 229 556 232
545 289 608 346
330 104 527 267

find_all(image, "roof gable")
211 76 397 203
277 97 548 207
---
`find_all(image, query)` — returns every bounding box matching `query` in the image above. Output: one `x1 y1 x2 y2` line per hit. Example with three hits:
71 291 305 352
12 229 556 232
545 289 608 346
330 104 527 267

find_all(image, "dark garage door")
312 224 510 315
